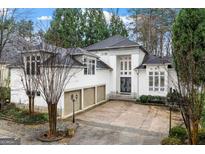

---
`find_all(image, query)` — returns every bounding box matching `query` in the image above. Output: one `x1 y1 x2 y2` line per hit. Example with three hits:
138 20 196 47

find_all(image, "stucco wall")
10 67 111 112
90 47 144 94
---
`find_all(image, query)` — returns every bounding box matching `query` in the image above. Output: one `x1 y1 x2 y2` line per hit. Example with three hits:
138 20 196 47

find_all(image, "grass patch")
0 104 48 124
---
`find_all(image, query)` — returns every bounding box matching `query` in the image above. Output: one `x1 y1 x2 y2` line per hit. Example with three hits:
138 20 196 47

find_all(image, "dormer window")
84 57 95 75
26 55 41 75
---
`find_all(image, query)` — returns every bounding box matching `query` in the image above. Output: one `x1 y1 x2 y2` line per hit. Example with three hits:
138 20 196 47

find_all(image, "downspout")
137 69 139 98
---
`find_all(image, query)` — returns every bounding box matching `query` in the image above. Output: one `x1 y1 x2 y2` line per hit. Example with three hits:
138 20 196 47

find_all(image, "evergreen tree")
109 10 128 37
172 8 205 144
46 8 110 48
83 8 109 46
45 8 84 48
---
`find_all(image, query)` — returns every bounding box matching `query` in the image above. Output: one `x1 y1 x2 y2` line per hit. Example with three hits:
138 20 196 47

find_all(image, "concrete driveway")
69 101 182 144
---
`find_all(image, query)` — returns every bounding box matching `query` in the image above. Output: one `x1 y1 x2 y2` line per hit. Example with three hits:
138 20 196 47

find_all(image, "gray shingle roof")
136 54 172 69
97 59 112 70
85 35 141 51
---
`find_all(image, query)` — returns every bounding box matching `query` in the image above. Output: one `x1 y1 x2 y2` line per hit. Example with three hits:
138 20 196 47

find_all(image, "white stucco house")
7 35 178 118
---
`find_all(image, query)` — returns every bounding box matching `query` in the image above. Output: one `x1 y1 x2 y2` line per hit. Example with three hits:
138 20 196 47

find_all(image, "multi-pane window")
84 57 95 75
160 72 165 91
120 56 131 76
149 72 153 91
149 71 165 92
26 55 41 75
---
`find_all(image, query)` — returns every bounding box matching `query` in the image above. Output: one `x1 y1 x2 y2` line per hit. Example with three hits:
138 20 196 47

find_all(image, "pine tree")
83 8 109 46
109 10 128 37
45 8 85 48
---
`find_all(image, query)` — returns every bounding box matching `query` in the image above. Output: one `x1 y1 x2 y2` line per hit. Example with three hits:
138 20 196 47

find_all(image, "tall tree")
172 8 205 144
45 8 85 48
0 9 16 58
83 8 109 46
16 20 33 39
109 9 128 37
46 8 110 48
0 8 31 58
129 8 177 55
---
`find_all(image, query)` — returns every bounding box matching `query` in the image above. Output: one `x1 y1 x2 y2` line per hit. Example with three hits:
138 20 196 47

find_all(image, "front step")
108 94 136 102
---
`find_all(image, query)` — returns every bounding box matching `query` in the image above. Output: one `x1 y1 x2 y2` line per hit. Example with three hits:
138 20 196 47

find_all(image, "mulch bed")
0 105 48 125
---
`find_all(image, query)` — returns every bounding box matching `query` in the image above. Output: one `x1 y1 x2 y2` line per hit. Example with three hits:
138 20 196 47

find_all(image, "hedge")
139 95 166 104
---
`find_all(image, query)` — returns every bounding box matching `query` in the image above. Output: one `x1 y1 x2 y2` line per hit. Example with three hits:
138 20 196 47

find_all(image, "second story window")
26 55 41 75
84 57 95 75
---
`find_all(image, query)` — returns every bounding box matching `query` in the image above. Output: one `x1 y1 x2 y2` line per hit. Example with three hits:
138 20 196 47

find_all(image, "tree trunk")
31 96 35 114
48 103 57 137
28 96 32 114
28 96 34 115
191 120 199 145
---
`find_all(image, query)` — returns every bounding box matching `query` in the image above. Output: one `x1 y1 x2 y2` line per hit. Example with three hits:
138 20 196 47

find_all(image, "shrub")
139 95 166 104
0 87 10 102
0 105 48 124
169 126 187 142
167 90 179 102
198 128 205 145
139 95 149 103
161 137 182 145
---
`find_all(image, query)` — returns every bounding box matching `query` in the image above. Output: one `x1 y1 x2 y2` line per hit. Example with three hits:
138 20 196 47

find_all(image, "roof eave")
87 45 140 51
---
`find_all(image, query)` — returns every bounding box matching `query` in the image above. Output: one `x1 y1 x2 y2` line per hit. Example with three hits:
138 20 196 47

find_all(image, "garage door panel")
84 87 95 108
64 90 81 116
97 85 106 103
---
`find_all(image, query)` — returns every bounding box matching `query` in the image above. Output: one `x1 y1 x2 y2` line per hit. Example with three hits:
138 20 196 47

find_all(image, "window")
26 55 40 75
36 56 40 75
125 61 127 70
119 55 131 76
31 56 35 75
84 58 87 74
26 56 30 75
149 71 165 92
84 57 95 75
120 61 123 70
149 76 153 91
129 61 131 70
160 72 165 91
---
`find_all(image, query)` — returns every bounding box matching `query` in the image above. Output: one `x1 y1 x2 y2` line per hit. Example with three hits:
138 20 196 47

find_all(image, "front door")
120 77 131 93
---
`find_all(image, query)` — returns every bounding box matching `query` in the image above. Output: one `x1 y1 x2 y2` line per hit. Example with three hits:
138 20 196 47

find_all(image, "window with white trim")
26 55 41 75
120 56 131 76
84 57 95 75
149 71 165 91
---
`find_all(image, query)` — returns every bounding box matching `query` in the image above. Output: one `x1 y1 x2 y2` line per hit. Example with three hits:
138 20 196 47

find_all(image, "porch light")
71 94 78 123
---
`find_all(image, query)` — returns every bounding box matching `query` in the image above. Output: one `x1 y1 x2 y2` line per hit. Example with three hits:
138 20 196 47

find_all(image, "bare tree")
129 8 177 56
0 8 32 58
35 42 82 137
20 43 38 114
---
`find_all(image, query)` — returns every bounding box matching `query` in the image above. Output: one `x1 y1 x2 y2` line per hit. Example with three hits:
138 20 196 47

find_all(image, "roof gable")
85 35 140 51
